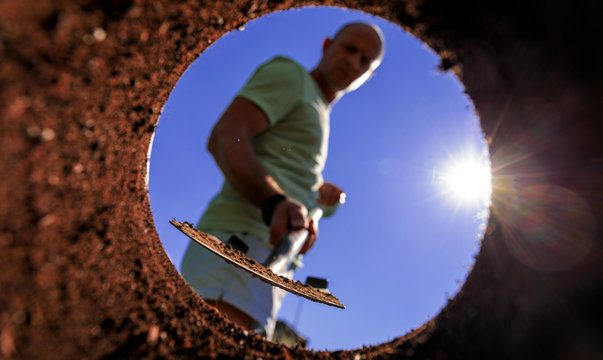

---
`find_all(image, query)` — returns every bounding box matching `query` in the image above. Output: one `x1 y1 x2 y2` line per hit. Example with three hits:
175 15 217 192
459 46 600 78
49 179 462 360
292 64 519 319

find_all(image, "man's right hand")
268 197 316 252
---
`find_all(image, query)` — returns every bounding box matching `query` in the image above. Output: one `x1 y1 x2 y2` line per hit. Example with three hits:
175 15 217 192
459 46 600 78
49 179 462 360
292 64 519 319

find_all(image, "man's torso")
197 56 331 243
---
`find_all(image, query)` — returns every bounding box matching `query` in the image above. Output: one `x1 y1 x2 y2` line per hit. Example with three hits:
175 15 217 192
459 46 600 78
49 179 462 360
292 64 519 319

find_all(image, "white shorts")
180 230 292 339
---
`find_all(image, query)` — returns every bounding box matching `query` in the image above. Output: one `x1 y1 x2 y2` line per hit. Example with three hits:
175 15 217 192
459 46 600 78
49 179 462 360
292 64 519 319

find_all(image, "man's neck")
310 68 337 104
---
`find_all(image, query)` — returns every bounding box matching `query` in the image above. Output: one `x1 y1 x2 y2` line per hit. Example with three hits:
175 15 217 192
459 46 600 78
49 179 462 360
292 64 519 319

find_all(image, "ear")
322 37 332 54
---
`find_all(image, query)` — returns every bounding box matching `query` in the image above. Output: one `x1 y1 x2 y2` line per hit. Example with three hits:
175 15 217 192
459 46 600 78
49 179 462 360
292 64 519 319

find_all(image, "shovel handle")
262 208 323 273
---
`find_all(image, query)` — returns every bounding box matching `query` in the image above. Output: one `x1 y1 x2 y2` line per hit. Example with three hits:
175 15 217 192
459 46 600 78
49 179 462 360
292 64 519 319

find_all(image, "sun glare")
440 156 492 205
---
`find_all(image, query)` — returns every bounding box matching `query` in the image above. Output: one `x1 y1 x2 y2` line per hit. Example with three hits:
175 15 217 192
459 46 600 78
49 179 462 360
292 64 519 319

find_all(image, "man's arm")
207 96 315 247
208 96 281 205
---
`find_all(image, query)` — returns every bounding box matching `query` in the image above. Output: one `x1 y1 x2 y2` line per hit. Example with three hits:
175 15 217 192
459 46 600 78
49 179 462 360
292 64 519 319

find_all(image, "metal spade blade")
169 220 345 309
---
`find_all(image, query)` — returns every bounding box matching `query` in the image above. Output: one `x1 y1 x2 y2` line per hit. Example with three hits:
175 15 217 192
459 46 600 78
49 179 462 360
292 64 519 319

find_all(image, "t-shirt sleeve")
237 57 302 126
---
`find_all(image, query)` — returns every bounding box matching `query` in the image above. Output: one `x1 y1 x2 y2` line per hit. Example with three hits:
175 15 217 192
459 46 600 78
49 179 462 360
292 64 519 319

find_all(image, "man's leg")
181 230 284 337
205 299 254 330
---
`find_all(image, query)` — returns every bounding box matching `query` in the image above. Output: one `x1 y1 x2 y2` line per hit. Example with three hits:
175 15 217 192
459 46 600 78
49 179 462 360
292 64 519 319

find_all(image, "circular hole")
148 6 490 351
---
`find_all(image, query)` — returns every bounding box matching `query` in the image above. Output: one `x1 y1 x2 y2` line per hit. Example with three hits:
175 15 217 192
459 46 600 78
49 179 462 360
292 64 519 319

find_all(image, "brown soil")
1 0 602 359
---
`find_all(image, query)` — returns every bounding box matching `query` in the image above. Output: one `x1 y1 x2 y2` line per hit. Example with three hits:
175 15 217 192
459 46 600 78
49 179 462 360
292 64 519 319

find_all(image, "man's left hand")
317 181 344 206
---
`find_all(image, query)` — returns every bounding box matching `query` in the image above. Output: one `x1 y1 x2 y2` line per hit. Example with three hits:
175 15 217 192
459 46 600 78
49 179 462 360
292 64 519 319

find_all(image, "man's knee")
205 299 254 330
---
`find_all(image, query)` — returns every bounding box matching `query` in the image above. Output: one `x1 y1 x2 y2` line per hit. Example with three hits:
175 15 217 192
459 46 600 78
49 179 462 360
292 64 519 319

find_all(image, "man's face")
319 25 383 93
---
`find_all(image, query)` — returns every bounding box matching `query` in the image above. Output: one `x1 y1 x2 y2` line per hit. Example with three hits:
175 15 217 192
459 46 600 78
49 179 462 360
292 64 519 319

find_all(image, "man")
181 22 385 339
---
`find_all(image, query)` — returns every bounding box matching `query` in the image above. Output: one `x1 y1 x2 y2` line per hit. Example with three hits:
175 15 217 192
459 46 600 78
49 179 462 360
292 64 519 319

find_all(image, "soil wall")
1 0 602 359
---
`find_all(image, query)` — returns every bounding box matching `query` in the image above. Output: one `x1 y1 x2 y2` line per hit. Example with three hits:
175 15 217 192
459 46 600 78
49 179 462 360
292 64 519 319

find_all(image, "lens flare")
497 184 595 272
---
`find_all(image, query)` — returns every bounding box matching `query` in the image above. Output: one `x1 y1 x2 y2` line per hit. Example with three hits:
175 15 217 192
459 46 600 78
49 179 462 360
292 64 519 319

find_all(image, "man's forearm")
209 131 283 206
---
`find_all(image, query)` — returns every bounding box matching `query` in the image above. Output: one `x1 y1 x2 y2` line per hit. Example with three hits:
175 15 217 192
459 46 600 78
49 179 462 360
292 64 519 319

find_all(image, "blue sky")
148 6 490 351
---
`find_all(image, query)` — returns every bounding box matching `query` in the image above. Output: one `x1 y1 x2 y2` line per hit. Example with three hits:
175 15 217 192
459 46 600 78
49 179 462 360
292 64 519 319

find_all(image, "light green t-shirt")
197 56 332 243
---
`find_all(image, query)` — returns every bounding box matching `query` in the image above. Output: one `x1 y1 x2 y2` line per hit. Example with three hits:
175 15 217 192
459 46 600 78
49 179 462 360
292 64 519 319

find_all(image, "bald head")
332 22 385 67
311 22 385 102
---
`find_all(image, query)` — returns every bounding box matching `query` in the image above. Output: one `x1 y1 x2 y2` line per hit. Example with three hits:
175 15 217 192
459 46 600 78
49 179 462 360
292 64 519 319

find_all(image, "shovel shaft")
262 208 323 273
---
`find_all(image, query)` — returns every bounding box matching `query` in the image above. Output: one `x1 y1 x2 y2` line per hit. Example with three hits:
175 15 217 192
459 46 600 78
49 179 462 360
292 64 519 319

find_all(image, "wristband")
261 194 286 226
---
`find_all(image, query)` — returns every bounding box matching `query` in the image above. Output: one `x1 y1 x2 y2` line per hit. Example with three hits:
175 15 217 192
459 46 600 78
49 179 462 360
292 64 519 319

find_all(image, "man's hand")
269 197 317 254
317 181 344 206
300 218 317 254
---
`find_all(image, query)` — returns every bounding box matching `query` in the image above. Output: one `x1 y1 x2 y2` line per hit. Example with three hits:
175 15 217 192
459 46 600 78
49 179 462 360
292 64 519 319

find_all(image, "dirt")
1 0 602 359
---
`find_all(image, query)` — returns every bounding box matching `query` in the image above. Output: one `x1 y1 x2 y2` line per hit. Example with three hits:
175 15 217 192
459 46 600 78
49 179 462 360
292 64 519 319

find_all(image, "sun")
439 156 492 205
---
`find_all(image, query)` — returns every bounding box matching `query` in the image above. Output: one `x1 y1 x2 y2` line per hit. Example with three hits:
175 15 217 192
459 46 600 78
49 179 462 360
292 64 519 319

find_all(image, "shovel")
262 207 323 274
170 205 344 308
